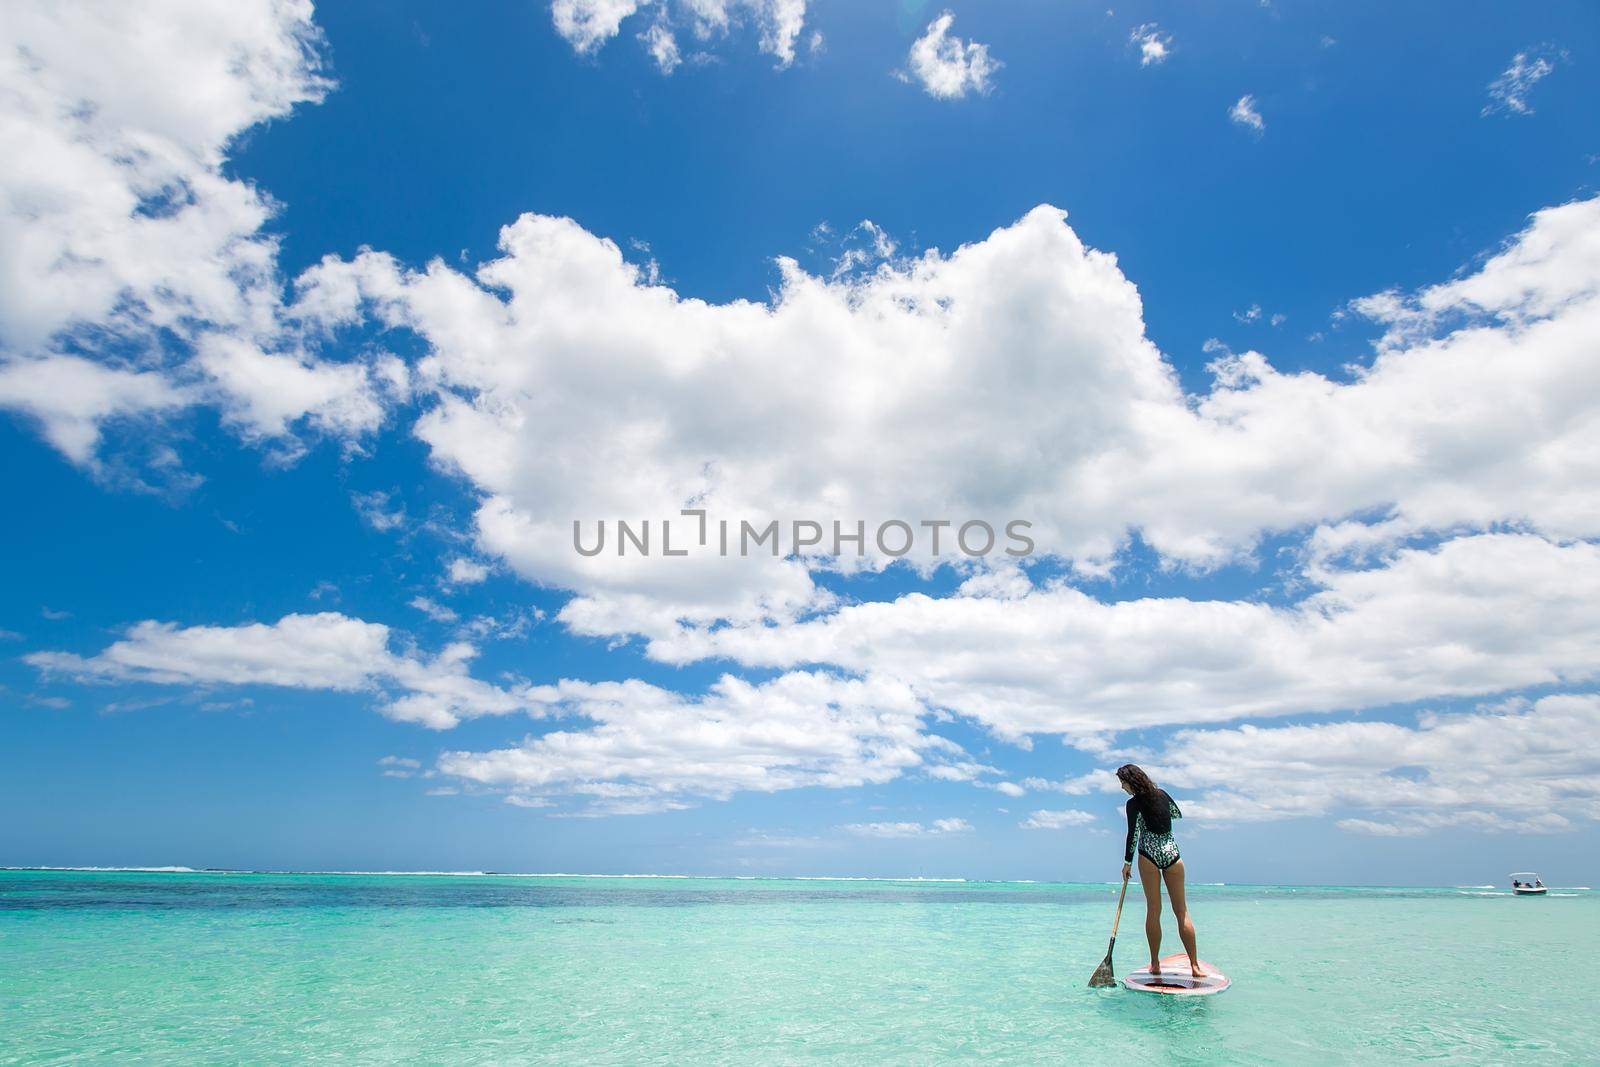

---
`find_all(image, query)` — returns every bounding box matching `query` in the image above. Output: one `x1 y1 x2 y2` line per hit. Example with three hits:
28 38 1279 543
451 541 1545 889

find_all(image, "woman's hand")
1121 862 1132 881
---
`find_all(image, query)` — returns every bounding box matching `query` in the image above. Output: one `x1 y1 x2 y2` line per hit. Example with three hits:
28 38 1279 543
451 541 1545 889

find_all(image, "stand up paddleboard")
1123 954 1231 996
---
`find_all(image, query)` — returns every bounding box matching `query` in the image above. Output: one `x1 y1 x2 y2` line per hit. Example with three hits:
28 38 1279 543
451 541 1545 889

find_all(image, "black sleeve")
1124 798 1137 863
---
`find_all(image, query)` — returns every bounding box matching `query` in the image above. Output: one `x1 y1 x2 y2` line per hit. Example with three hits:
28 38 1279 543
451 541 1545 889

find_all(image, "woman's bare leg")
1137 854 1163 972
1160 859 1203 977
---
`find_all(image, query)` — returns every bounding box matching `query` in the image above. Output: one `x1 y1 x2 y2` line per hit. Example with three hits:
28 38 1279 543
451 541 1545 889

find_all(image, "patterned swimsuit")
1124 791 1183 870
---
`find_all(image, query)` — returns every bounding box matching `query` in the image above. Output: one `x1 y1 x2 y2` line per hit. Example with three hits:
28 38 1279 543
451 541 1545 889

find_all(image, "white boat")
1510 872 1547 896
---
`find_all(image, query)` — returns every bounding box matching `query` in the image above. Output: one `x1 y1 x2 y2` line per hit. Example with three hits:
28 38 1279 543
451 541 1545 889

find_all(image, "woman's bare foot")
1149 960 1162 975
1189 964 1207 979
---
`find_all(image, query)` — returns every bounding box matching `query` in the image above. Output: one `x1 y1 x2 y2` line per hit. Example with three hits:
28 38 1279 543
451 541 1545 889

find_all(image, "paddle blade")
1087 942 1117 987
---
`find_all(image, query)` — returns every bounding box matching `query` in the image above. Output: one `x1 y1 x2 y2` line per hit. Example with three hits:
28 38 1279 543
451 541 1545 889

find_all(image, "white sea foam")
793 875 968 883
2 865 202 873
524 873 695 879
310 870 493 877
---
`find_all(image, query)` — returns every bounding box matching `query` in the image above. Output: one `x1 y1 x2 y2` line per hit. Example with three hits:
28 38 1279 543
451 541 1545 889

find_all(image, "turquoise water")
2 871 1594 1064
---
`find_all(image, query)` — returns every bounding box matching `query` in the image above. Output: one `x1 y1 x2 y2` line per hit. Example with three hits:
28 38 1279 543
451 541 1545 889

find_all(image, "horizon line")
4 867 1590 891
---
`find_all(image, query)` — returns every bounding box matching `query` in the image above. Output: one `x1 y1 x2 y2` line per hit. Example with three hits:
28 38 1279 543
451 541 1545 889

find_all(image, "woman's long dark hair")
1116 763 1159 798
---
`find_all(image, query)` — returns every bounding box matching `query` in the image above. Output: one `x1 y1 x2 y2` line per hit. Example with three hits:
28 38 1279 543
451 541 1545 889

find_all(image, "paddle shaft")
1107 869 1131 943
1087 869 1134 986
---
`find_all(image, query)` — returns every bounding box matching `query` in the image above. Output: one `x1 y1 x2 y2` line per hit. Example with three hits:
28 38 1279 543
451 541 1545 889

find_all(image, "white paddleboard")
1123 953 1231 996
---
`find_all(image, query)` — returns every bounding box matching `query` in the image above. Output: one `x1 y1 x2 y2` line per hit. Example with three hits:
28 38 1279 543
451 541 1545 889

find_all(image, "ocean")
2 869 1593 1063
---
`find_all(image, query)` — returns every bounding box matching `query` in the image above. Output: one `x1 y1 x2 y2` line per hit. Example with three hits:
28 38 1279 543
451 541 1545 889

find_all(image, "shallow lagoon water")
2 870 1594 1063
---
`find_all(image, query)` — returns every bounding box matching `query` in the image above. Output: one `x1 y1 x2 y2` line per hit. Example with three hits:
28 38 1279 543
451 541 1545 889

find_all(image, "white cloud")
0 0 329 353
293 194 1600 671
0 0 389 466
1483 48 1560 116
640 19 682 73
1019 809 1097 830
902 12 999 99
351 490 406 533
446 558 491 586
26 612 540 729
1351 195 1600 336
684 0 809 68
1336 812 1571 837
757 0 808 66
844 817 972 838
1229 94 1264 133
1135 692 1600 835
1232 305 1285 327
655 533 1600 741
44 529 1600 790
551 0 645 53
1130 23 1171 66
733 829 827 848
293 204 1173 636
378 755 421 777
409 596 460 623
554 0 808 69
0 356 188 465
196 335 385 443
1023 772 1113 795
437 671 968 814
459 609 541 642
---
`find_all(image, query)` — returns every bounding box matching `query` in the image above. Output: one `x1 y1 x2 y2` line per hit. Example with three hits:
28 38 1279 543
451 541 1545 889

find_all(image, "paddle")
1087 869 1132 987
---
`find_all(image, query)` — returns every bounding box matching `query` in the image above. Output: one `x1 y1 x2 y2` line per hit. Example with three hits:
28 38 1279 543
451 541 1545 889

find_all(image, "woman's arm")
1123 799 1138 863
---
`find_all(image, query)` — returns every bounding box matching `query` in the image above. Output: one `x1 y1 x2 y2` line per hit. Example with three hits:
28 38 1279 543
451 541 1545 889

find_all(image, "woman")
1118 763 1204 979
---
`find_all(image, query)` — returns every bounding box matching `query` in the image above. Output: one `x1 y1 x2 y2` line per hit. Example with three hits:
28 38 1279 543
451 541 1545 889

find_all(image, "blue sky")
3 1 1599 883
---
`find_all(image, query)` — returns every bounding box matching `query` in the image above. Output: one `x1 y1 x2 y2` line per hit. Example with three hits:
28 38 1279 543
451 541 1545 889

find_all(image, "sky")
2 0 1599 885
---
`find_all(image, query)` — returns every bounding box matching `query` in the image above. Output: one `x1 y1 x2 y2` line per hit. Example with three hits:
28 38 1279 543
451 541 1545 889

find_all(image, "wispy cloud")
1483 47 1563 116
1232 304 1285 326
1019 809 1097 830
351 490 406 533
639 18 680 74
409 596 459 624
844 818 973 838
379 755 422 778
1229 93 1265 134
